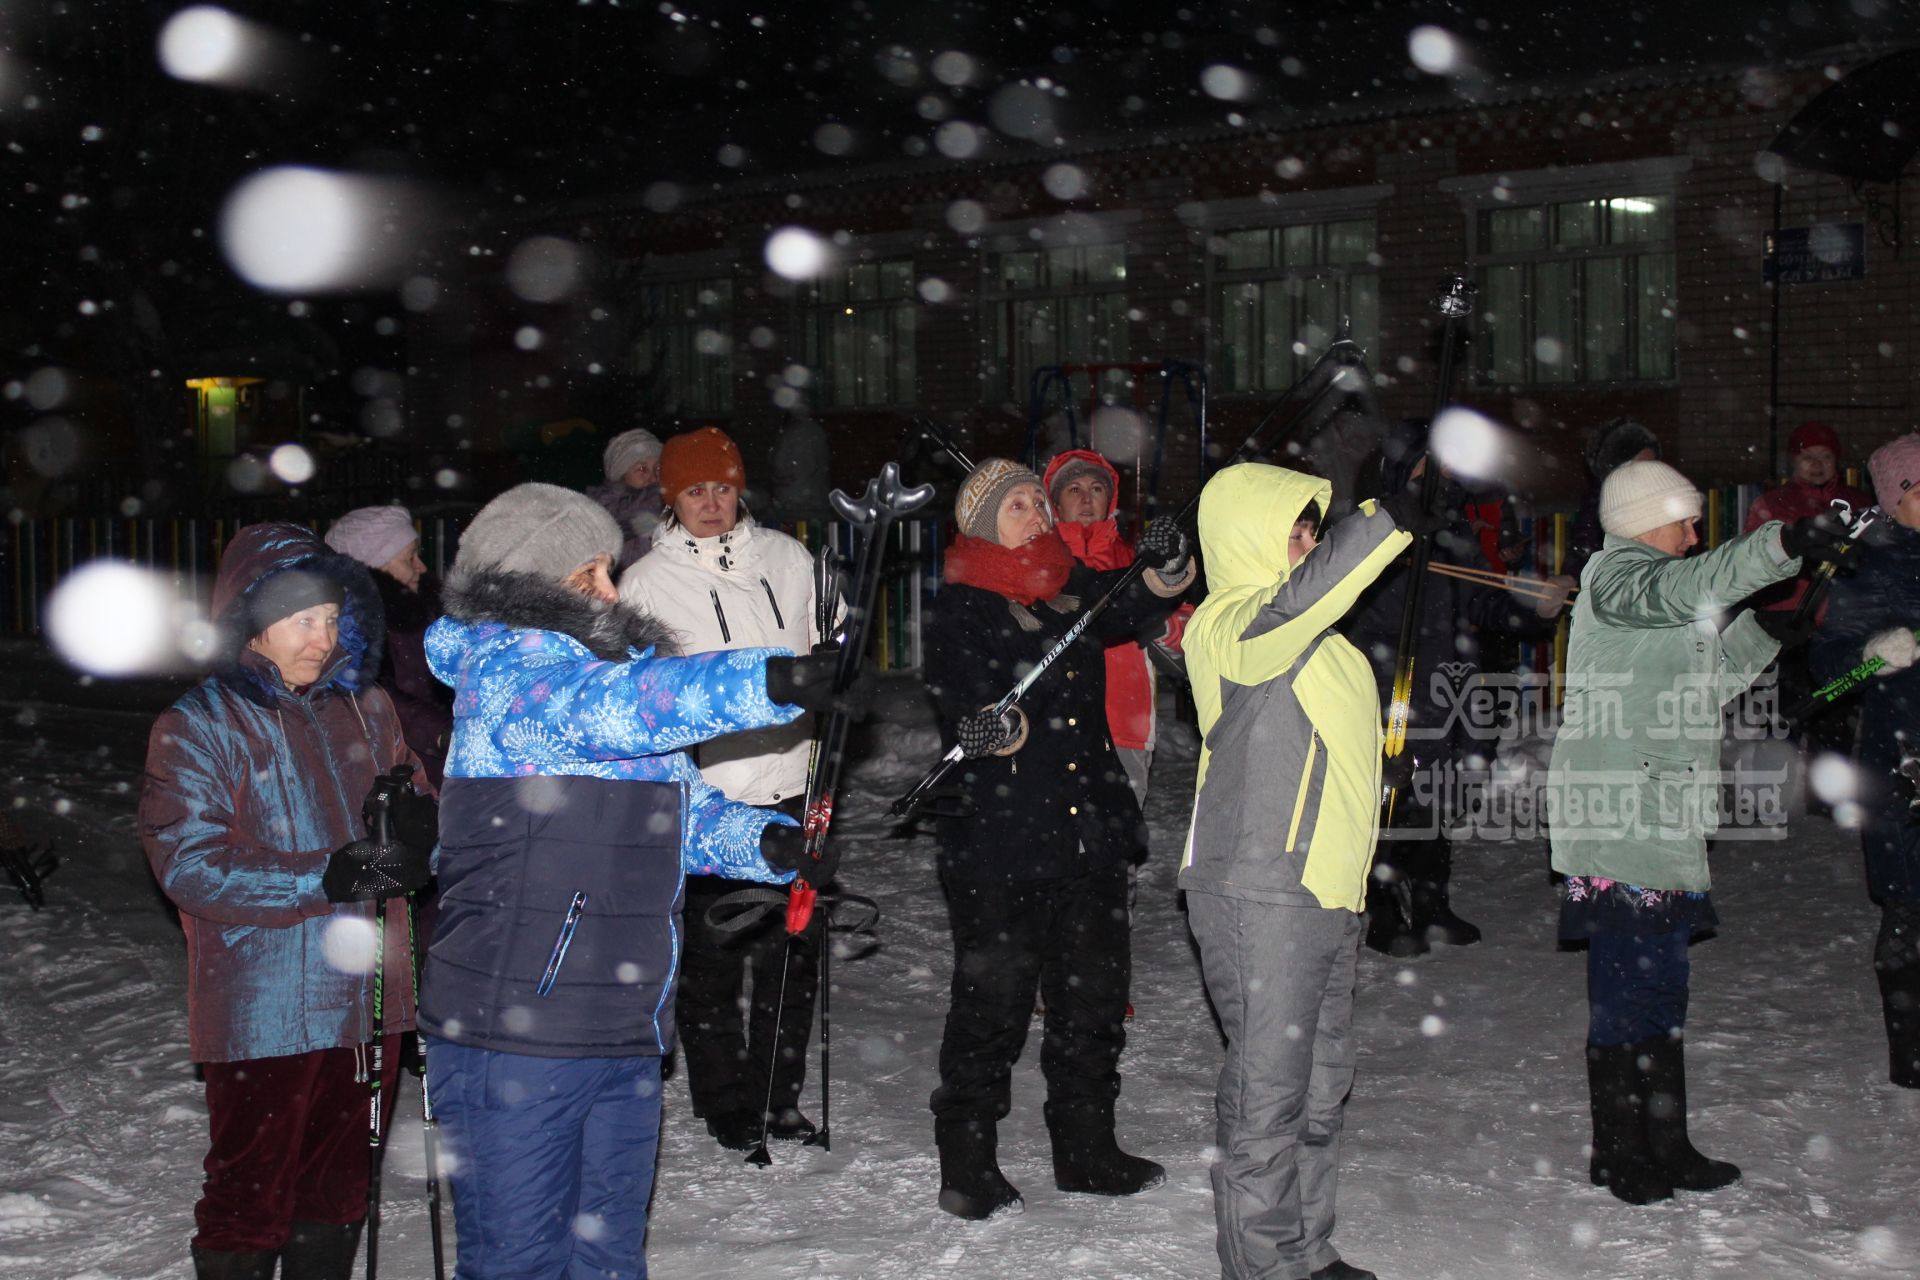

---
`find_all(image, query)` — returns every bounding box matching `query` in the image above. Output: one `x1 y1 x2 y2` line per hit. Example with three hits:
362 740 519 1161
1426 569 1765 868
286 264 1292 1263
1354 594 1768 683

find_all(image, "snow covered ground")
2 638 1916 1279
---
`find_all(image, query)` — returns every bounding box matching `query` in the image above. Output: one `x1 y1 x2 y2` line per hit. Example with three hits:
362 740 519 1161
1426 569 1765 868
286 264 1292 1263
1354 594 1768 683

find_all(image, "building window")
1474 196 1676 387
798 258 916 408
634 277 733 414
985 244 1130 405
1213 218 1379 392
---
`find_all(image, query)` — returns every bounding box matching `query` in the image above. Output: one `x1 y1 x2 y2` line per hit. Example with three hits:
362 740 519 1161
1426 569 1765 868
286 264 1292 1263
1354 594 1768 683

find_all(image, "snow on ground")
1 637 1917 1279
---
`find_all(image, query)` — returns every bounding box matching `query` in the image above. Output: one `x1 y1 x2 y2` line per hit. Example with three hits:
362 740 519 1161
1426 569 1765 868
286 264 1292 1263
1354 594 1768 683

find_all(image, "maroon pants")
195 1040 401 1253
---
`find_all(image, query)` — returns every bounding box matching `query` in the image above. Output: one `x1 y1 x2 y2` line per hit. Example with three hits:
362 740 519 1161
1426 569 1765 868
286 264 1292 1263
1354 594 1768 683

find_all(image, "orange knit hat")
659 426 746 503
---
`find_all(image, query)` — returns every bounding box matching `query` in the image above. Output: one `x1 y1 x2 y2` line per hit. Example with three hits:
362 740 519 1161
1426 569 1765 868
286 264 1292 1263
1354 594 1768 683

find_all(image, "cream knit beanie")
1599 460 1702 538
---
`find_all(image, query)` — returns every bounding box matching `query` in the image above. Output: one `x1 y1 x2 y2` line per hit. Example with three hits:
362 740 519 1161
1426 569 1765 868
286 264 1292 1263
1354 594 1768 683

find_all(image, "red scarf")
944 531 1075 605
1056 517 1133 572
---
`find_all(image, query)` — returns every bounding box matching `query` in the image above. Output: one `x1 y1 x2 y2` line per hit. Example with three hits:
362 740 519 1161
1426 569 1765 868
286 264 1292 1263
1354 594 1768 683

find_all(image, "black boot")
1364 866 1426 957
766 1106 818 1141
935 1115 1023 1220
705 1110 762 1151
1874 900 1920 1088
1410 836 1480 947
281 1219 365 1280
1639 1037 1740 1192
1585 1042 1674 1205
1044 1100 1165 1196
190 1249 277 1280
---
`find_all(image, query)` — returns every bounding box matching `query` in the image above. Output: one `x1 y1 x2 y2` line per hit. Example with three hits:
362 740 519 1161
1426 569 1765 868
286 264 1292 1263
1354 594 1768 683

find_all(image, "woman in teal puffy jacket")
1548 459 1837 1207
142 522 428 1279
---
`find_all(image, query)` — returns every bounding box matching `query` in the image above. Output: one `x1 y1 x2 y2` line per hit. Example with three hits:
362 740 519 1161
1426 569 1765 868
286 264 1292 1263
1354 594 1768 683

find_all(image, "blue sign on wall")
1764 223 1866 285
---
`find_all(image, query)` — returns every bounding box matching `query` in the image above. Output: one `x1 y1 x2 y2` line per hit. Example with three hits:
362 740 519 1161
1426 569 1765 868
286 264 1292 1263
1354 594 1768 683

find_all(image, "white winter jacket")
618 514 826 806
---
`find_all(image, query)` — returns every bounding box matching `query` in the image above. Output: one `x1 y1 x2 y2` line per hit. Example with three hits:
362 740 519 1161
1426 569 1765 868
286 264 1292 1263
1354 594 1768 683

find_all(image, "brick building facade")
415 50 1916 511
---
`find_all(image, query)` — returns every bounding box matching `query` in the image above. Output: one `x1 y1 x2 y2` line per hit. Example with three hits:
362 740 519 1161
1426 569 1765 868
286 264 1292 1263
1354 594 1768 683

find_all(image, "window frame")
628 256 737 416
976 212 1141 408
795 242 920 411
1441 158 1690 391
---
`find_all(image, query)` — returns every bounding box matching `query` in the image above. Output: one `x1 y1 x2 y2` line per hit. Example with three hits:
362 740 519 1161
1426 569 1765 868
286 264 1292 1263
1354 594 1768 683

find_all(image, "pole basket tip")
1431 275 1478 318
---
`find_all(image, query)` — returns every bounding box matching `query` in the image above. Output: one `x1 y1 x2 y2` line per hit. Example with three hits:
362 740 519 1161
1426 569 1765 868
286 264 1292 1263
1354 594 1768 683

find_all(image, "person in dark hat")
141 522 433 1280
417 482 845 1279
923 458 1193 1220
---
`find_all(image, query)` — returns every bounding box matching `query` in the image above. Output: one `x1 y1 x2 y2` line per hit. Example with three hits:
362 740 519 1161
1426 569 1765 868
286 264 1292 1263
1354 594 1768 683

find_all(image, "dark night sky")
1 0 1914 487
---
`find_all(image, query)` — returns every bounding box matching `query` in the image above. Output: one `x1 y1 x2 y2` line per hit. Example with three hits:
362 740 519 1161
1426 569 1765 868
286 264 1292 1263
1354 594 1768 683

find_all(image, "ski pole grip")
786 880 818 935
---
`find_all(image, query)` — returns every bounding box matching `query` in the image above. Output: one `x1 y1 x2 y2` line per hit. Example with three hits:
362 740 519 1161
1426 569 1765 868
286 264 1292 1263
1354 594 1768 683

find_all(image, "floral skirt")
1558 875 1717 941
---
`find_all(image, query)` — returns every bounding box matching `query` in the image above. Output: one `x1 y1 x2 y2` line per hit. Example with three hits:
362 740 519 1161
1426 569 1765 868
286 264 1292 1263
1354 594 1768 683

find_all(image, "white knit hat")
1599 460 1702 538
324 505 418 570
603 428 664 483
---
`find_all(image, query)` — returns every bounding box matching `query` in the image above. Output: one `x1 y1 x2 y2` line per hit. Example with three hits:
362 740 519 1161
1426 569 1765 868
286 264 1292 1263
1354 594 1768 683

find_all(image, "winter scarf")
944 531 1075 606
1057 518 1133 571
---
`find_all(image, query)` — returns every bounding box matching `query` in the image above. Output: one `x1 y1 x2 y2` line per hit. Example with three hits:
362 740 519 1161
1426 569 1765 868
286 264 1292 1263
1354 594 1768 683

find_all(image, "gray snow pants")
1187 891 1362 1280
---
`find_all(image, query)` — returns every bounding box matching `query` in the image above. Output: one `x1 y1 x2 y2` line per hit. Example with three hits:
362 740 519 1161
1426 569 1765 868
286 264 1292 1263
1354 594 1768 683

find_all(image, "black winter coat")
1811 520 1920 903
925 562 1186 882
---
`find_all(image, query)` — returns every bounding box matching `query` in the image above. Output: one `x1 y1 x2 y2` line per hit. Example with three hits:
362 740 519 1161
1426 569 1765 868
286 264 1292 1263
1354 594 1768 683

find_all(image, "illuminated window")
984 243 1130 405
797 258 917 408
1212 218 1379 392
1473 195 1677 387
634 277 733 414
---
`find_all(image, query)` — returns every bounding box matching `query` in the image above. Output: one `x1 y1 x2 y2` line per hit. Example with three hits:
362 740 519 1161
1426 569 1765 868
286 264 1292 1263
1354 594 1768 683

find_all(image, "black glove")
956 706 1020 758
760 822 840 886
1754 610 1814 649
365 765 437 852
765 646 875 722
1136 516 1192 578
1381 751 1417 795
1376 490 1448 538
1779 512 1850 563
322 836 432 903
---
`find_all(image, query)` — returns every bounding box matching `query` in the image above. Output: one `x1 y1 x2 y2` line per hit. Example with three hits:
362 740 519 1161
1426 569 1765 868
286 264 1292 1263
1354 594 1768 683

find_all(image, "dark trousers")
677 874 819 1118
196 1041 401 1253
1586 929 1691 1047
930 860 1130 1123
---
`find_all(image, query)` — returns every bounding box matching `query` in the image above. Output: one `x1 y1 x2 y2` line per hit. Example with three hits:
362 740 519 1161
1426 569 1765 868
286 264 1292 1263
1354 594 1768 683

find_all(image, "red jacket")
1042 449 1190 751
1743 477 1872 614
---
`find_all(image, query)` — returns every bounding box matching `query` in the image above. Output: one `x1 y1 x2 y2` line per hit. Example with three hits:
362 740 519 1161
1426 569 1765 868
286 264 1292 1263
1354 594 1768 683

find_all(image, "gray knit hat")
955 458 1047 541
453 483 623 582
603 428 664 483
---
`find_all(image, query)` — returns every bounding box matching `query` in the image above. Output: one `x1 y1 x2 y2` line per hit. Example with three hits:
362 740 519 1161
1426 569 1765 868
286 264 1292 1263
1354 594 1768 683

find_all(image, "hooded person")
1180 463 1428 1280
140 522 433 1280
618 424 847 1151
1341 420 1574 956
1041 448 1193 807
1549 458 1845 1205
418 481 848 1280
1742 421 1873 617
1566 416 1662 579
325 504 453 789
586 426 666 572
1812 432 1920 1091
923 458 1193 1220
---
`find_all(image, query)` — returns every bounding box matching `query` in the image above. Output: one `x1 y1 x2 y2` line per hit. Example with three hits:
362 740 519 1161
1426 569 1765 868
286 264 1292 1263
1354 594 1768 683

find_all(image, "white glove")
1865 627 1920 676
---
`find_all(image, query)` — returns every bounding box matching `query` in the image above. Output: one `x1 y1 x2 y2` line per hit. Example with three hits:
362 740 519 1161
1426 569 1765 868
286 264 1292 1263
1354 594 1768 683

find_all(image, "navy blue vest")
420 774 685 1057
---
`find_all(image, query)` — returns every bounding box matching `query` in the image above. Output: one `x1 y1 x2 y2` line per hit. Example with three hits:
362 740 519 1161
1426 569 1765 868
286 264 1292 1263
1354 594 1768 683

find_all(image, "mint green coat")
1547 525 1800 891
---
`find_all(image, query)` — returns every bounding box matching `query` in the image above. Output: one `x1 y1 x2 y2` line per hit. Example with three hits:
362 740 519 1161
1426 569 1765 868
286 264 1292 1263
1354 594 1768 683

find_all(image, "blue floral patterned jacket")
418 570 803 1057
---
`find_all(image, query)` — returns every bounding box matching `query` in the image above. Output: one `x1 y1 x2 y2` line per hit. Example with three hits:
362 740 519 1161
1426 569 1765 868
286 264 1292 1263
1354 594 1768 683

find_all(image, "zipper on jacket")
1285 731 1321 850
759 577 786 631
537 892 589 997
709 590 732 643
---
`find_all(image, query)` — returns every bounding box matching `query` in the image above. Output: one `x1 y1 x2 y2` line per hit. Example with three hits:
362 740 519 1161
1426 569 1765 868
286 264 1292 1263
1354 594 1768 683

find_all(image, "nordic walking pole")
367 896 386 1280
806 544 841 1151
747 464 934 1167
1786 626 1918 724
1381 275 1477 824
408 901 447 1280
890 338 1376 821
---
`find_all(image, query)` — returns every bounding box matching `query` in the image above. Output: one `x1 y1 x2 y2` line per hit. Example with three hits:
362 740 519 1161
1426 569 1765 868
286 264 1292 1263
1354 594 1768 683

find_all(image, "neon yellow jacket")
1179 464 1411 911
